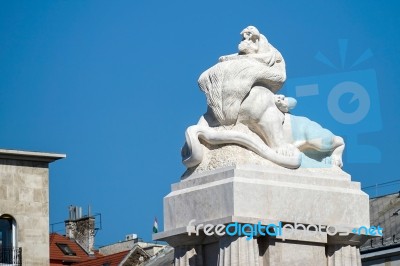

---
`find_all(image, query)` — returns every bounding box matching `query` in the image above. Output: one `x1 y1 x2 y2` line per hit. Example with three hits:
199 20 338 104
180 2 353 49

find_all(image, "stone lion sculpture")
182 26 345 170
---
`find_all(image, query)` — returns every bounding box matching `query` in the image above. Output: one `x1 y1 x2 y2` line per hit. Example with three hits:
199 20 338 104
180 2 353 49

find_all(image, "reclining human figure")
274 94 345 167
182 95 345 169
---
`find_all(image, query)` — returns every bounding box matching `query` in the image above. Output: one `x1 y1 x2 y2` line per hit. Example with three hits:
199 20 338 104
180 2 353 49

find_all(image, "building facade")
0 149 65 265
361 191 400 265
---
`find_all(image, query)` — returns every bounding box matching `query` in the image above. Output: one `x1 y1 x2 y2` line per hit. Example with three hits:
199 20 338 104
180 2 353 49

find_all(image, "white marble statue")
182 26 344 169
157 28 370 266
275 95 345 167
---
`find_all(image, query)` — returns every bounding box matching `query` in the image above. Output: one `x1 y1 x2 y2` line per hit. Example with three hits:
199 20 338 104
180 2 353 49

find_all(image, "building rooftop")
49 233 168 265
74 250 130 266
50 233 93 264
361 191 400 253
0 148 65 162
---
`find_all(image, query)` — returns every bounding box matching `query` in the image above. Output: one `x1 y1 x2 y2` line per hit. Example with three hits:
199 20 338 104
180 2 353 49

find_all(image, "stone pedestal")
154 165 370 265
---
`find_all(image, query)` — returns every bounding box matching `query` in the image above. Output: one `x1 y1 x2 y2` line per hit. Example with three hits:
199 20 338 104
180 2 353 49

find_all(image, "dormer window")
56 243 76 256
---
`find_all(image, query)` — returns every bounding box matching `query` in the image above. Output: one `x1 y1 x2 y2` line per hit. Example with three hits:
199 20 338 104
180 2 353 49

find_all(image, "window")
56 243 76 256
0 215 18 264
0 215 16 248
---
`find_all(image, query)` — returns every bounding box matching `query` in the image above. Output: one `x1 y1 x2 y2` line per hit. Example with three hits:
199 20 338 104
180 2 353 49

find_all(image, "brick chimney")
65 206 95 255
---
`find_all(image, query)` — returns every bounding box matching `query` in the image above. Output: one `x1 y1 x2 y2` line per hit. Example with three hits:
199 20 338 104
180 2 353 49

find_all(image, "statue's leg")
304 136 344 168
331 136 345 168
238 86 296 156
303 124 345 168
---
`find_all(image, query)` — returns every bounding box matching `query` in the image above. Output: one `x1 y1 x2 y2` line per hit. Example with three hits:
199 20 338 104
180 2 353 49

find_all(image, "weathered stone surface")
0 149 65 266
155 165 370 265
166 165 368 232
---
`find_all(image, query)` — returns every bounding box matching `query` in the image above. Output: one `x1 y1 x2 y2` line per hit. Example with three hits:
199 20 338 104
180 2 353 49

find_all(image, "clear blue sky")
0 1 399 246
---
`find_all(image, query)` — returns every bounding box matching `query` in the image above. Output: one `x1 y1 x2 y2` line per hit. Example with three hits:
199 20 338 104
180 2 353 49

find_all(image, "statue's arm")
249 53 275 66
267 43 284 64
219 53 270 65
250 42 283 66
217 44 284 66
218 53 239 62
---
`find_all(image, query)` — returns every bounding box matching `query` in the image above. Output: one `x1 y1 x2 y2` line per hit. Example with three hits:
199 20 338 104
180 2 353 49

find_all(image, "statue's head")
238 26 260 55
275 95 297 113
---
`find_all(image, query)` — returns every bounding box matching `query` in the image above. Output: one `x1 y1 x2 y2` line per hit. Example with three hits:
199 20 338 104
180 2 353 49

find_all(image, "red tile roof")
50 233 92 265
73 250 130 266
